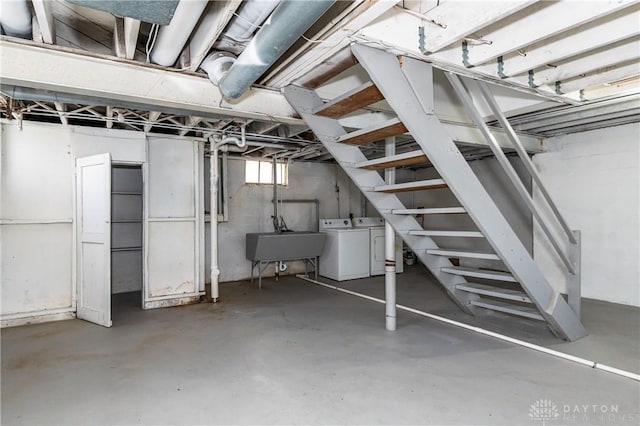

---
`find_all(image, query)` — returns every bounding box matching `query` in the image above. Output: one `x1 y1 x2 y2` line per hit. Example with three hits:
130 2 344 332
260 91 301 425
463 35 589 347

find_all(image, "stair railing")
445 72 582 317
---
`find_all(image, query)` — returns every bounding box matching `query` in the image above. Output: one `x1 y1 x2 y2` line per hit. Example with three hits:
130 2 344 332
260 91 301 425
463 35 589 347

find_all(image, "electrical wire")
145 23 159 63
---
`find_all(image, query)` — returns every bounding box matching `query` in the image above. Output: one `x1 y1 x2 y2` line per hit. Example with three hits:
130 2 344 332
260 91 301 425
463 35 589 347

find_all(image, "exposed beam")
358 14 579 104
403 1 536 54
526 37 640 87
509 94 640 128
53 102 68 125
31 0 55 44
247 121 281 135
473 4 640 78
0 39 303 125
186 0 242 72
144 111 161 133
106 106 114 129
554 62 640 94
527 108 640 134
113 17 141 60
179 116 203 136
431 1 633 67
505 95 640 133
577 78 640 101
538 114 640 137
124 18 141 60
264 0 398 88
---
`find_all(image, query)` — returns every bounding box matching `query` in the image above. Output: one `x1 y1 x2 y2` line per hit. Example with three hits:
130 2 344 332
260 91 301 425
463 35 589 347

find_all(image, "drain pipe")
384 136 397 331
218 0 335 99
210 129 246 302
272 154 279 231
271 199 320 232
0 0 32 39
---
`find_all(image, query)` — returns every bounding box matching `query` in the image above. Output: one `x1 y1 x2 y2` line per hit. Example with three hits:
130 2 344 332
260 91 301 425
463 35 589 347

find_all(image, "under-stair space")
284 44 586 341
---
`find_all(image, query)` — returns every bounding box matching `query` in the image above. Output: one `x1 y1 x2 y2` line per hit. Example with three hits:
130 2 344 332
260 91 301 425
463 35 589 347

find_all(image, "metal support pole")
384 136 397 331
210 143 220 302
272 154 279 231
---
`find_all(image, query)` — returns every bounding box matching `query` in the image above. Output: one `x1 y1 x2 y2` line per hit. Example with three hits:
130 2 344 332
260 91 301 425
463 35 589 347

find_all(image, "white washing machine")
353 217 404 276
319 218 370 281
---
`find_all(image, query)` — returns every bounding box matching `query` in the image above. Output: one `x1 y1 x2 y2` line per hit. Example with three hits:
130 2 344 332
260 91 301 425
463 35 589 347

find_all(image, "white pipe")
384 136 396 331
220 143 248 153
210 133 245 302
150 0 209 66
0 0 32 39
296 275 640 382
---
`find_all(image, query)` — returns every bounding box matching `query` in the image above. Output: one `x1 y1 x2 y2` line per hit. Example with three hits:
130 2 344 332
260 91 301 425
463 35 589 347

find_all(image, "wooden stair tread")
355 150 428 170
337 118 407 145
314 82 384 118
375 179 447 193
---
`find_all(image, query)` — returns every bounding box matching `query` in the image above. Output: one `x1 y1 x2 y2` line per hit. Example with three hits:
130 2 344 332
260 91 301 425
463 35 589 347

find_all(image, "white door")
76 154 112 327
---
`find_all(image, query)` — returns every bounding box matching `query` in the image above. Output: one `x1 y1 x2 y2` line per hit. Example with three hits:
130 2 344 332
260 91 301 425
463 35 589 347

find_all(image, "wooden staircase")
284 44 586 341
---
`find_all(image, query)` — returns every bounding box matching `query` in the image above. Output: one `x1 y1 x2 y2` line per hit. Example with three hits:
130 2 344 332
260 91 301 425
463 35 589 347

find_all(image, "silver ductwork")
200 51 236 86
215 0 280 54
218 0 336 99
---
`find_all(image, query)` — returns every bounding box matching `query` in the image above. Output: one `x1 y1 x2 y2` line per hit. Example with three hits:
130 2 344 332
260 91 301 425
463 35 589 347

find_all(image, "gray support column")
384 136 397 331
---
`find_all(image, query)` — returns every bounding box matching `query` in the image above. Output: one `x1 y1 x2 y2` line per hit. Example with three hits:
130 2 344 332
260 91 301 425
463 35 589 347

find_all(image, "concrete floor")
2 267 639 425
328 266 640 374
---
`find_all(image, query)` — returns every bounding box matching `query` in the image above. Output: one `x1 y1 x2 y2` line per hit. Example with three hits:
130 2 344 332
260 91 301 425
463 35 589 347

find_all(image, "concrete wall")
533 123 639 307
205 157 363 282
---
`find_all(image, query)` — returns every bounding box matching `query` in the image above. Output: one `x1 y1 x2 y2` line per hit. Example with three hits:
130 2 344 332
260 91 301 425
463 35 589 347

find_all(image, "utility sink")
246 232 327 261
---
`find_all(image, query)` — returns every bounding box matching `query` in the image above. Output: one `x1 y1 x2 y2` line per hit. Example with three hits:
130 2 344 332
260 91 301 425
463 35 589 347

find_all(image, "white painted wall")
533 123 640 307
144 137 203 307
0 121 204 325
0 121 145 325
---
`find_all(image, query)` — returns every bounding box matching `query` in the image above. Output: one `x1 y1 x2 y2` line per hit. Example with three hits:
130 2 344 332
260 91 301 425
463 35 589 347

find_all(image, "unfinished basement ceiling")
0 0 638 160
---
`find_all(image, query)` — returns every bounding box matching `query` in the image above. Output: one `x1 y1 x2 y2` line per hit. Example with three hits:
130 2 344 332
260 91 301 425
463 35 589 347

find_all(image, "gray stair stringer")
351 43 586 341
283 85 479 314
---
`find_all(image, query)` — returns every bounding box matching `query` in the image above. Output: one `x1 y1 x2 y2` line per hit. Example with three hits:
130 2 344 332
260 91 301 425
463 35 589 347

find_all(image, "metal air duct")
218 0 335 99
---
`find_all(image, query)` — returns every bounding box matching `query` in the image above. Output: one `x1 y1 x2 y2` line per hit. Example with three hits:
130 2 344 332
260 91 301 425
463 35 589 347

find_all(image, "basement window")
245 160 288 185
